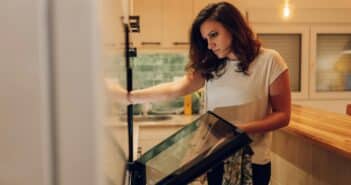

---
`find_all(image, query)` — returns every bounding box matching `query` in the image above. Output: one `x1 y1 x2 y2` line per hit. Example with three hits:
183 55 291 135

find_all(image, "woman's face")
200 19 236 60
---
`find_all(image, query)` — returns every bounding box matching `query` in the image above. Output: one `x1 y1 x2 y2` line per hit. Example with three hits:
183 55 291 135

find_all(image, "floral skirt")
198 146 253 185
222 146 253 185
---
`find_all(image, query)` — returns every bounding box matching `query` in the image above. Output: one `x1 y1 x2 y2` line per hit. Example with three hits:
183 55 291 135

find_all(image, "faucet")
141 103 151 117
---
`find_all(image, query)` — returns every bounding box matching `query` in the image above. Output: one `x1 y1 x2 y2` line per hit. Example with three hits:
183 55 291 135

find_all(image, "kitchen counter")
285 104 351 159
271 104 351 185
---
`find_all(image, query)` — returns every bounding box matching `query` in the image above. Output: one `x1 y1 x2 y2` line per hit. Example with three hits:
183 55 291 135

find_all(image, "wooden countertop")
283 104 351 159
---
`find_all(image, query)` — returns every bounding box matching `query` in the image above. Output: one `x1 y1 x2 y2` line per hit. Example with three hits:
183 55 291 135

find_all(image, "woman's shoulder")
258 47 288 71
253 48 286 70
258 48 281 59
255 48 285 65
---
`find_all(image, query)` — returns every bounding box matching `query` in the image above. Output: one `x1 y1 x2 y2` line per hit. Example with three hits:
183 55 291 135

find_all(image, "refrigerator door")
1 0 131 185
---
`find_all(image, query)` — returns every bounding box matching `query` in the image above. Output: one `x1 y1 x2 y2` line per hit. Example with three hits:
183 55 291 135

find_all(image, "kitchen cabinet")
132 0 163 47
163 0 193 48
193 0 247 17
247 5 351 112
252 24 310 100
251 24 351 113
310 25 351 99
101 0 126 47
131 0 247 48
132 0 192 48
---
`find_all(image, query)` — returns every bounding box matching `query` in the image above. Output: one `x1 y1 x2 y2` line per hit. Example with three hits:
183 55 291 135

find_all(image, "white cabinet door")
252 24 310 100
163 0 193 48
193 0 247 17
310 25 351 99
132 0 163 47
133 0 248 49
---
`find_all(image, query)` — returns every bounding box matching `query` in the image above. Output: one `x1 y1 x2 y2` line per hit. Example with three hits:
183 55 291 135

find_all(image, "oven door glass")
132 111 252 185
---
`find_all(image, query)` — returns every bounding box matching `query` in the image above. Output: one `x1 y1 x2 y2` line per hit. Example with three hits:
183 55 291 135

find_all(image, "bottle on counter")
184 94 192 115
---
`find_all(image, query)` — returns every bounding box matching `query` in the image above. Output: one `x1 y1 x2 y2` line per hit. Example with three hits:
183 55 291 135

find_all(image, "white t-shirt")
205 48 288 164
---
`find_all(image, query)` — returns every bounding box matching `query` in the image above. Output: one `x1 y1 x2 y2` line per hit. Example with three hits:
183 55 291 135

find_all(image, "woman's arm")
105 78 129 104
238 70 291 133
129 71 205 104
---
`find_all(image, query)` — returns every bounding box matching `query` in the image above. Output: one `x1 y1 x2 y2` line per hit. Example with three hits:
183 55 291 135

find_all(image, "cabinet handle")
120 42 133 46
173 42 189 46
141 42 161 45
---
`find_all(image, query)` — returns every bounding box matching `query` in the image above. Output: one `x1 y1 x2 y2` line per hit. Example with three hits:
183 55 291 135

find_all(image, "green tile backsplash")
132 53 187 89
131 53 200 114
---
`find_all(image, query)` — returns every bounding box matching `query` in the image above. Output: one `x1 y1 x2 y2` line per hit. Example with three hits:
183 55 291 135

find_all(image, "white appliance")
0 0 129 185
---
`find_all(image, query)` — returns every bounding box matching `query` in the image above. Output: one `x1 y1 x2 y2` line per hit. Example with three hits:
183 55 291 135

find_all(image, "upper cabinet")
193 0 247 17
163 0 193 47
163 0 193 48
252 24 310 99
310 25 351 99
131 0 246 49
132 0 163 47
131 0 193 48
101 0 127 47
252 24 351 100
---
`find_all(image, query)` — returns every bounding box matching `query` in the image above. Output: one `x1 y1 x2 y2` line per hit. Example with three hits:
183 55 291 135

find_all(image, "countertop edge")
280 104 351 160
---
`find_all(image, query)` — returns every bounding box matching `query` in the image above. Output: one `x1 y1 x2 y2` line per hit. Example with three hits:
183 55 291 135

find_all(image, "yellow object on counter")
184 94 192 115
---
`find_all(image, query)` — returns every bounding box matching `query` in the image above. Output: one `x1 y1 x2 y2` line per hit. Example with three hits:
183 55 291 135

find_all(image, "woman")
110 2 291 185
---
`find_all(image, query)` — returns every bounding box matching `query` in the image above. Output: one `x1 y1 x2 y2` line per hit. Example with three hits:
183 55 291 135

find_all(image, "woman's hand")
104 78 131 105
128 71 205 104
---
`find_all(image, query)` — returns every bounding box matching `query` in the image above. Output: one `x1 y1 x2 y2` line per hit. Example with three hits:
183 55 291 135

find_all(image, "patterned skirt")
196 146 253 185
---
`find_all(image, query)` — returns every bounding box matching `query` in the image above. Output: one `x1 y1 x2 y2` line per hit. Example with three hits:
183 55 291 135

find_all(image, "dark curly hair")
186 1 261 80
